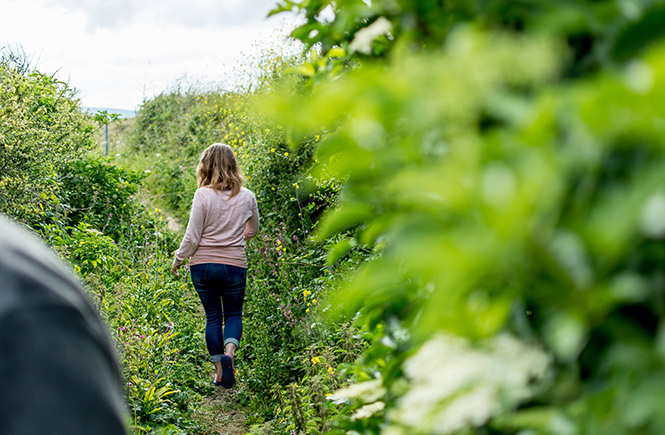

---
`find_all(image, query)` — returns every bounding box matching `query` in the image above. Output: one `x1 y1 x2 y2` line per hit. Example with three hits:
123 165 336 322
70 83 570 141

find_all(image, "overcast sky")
0 0 300 111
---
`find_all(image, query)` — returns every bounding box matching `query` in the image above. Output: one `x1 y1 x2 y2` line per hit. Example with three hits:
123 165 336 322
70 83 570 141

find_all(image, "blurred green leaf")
316 202 372 240
327 237 356 265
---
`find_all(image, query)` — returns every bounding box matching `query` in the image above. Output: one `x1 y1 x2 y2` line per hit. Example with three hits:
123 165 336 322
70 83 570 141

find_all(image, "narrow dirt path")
196 389 248 435
166 214 184 233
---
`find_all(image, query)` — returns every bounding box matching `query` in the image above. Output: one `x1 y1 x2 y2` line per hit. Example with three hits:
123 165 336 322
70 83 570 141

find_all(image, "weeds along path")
132 186 184 233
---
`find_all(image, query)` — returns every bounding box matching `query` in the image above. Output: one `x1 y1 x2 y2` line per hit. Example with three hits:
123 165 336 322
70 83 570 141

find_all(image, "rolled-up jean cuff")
210 353 224 363
224 338 240 349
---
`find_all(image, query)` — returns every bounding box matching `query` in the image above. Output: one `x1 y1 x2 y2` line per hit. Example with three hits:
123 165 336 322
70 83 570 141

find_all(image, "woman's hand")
171 258 183 277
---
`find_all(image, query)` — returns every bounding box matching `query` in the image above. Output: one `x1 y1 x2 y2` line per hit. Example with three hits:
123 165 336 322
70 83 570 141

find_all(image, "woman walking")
172 143 259 389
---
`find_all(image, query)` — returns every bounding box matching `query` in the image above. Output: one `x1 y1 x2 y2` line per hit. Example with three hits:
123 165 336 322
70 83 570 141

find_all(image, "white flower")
625 60 654 94
328 379 385 405
641 193 665 238
351 401 385 421
429 385 497 433
349 17 392 55
389 333 552 434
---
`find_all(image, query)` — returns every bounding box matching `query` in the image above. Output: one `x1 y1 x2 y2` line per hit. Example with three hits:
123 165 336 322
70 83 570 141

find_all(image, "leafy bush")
258 1 665 433
44 222 122 286
59 157 144 239
0 50 95 228
9 1 665 433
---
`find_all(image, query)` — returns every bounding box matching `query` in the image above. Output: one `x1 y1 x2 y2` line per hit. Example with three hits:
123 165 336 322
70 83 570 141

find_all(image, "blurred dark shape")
0 215 127 434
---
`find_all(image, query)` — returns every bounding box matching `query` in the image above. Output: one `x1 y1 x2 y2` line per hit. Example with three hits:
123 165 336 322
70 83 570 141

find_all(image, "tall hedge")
0 52 95 228
253 0 665 433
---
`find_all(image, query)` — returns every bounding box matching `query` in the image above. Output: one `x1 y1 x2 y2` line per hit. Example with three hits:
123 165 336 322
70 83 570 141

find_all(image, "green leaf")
612 5 665 62
316 202 372 240
327 238 355 265
288 63 317 77
326 47 346 58
268 0 296 17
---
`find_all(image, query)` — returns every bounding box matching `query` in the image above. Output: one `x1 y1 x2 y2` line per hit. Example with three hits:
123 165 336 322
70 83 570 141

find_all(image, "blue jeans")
190 263 247 362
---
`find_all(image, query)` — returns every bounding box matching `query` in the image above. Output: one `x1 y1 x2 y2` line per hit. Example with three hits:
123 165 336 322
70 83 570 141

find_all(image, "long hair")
196 143 244 197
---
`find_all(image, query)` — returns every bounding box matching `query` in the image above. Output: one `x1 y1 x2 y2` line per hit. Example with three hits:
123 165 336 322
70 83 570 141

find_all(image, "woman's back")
174 186 259 269
197 186 257 247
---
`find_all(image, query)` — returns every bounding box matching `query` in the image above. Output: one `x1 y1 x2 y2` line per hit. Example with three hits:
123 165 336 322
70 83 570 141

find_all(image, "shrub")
59 156 144 239
0 50 95 228
260 1 665 432
0 50 219 434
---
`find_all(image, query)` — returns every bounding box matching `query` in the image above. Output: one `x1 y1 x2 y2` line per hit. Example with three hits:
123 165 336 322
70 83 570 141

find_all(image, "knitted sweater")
175 186 259 269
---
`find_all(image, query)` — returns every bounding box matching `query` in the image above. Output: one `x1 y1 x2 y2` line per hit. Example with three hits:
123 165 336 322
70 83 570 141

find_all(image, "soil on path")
196 388 249 435
166 214 184 233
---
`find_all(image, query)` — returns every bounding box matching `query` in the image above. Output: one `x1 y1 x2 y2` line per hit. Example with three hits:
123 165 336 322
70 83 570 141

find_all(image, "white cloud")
0 0 300 110
43 0 281 30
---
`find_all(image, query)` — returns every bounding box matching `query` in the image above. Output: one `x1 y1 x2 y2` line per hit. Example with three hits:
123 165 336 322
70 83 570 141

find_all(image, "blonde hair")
196 143 244 197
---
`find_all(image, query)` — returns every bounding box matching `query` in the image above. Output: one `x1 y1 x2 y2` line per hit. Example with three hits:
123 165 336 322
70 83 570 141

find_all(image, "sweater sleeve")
244 193 260 241
175 189 206 261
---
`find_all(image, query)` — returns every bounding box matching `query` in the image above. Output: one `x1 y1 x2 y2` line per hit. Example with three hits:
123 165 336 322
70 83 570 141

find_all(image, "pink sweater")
175 186 259 269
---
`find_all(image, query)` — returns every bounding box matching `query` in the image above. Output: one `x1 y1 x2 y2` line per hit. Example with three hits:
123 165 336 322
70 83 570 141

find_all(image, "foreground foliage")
257 0 665 433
